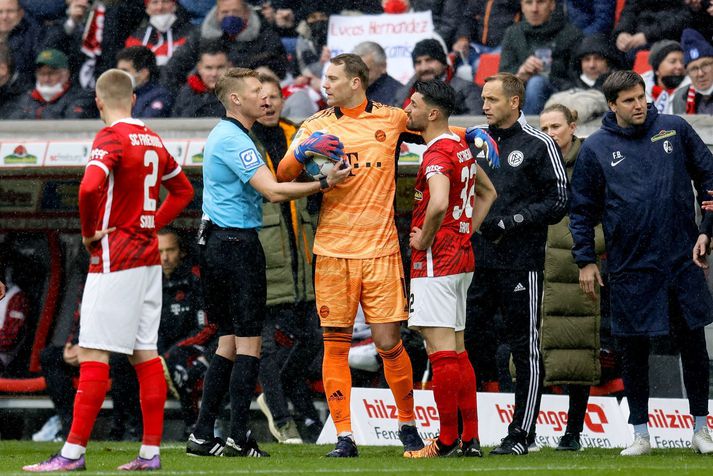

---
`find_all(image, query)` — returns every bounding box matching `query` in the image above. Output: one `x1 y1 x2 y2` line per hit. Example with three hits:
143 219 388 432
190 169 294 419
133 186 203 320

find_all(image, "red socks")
134 357 167 446
429 351 460 446
457 351 479 441
67 361 110 447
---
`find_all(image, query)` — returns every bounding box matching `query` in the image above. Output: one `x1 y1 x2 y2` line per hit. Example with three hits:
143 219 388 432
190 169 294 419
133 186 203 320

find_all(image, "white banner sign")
327 12 435 85
619 398 713 449
317 388 633 448
44 141 92 167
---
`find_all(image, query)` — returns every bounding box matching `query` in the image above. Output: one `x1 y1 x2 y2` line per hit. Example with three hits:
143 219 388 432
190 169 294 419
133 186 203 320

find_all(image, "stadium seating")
633 49 651 74
475 52 501 87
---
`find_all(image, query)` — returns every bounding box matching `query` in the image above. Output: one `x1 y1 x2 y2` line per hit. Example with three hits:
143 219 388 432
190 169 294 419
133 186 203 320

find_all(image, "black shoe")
223 435 270 457
490 427 528 455
556 432 582 451
398 424 425 452
326 436 359 457
186 433 226 456
461 438 483 457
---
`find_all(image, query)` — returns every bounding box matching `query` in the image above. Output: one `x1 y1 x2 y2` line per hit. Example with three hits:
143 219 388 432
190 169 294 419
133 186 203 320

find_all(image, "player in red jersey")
24 69 194 473
403 80 497 458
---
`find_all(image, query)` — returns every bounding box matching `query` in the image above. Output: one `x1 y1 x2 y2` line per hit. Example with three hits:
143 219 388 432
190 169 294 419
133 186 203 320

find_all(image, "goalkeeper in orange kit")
277 53 429 458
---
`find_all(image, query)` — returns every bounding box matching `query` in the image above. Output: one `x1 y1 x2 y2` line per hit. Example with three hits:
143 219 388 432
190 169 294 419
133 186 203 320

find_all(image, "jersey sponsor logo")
513 282 526 292
456 148 473 163
128 133 163 148
650 129 676 142
414 262 423 270
239 148 261 170
611 150 626 167
319 305 330 318
663 140 673 154
425 164 443 174
90 148 108 160
507 150 524 167
375 130 386 142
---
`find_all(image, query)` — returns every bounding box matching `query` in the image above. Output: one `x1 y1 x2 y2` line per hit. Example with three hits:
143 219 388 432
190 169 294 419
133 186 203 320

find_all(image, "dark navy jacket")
569 105 713 335
133 81 174 119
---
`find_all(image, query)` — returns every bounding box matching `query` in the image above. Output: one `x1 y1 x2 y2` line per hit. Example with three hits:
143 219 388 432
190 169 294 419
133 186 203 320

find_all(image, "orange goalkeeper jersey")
279 99 416 259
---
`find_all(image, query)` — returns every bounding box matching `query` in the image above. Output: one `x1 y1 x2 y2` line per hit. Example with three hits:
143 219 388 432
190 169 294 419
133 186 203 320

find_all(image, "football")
304 153 339 180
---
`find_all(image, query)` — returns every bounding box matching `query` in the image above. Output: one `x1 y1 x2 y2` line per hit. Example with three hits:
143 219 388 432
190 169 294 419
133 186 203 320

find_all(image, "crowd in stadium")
1 0 713 469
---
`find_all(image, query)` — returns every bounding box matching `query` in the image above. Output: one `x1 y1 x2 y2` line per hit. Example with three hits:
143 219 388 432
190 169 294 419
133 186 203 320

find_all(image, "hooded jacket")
569 105 713 335
613 0 691 44
163 7 287 92
171 74 223 118
499 10 583 91
570 33 622 90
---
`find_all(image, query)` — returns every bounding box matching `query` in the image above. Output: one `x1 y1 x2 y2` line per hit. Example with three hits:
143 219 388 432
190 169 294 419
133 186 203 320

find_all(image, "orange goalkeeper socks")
378 340 416 424
323 332 353 434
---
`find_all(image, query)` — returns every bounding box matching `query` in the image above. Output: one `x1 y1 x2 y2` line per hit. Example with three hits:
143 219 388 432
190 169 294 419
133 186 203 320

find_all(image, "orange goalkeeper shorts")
314 253 408 328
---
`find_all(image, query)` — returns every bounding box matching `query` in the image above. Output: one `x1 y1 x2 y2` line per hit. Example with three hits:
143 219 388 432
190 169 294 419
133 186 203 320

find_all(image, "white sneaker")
32 415 62 442
692 427 713 454
527 442 540 452
620 434 651 456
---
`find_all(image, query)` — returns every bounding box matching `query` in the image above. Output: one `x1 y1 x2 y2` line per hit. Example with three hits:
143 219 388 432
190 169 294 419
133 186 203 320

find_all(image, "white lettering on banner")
317 389 633 448
619 398 713 449
327 12 435 85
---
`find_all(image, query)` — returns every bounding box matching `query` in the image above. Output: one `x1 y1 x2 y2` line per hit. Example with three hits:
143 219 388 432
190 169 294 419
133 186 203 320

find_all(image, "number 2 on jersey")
452 163 477 219
143 150 158 212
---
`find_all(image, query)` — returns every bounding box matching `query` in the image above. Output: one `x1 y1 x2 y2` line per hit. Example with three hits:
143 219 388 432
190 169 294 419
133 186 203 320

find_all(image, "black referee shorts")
200 227 266 338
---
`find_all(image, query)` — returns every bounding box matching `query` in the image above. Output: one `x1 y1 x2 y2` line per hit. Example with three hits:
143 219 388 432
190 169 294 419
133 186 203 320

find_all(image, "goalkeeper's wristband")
319 177 330 190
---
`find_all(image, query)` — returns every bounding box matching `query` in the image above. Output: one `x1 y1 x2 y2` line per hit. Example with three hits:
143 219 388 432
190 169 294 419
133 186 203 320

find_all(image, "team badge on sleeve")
239 148 261 170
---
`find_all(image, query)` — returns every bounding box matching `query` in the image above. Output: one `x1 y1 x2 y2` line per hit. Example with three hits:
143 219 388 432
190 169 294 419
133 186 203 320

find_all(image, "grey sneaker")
257 393 302 444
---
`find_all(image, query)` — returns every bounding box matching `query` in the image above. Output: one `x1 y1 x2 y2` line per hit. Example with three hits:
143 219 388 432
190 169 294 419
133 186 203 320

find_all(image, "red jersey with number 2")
83 119 182 273
410 132 476 278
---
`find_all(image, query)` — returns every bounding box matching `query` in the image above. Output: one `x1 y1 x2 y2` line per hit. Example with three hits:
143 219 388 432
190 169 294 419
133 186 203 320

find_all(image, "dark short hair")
258 73 282 97
116 46 158 80
602 70 645 103
413 79 456 118
330 53 369 91
484 72 525 111
198 40 229 61
158 226 187 254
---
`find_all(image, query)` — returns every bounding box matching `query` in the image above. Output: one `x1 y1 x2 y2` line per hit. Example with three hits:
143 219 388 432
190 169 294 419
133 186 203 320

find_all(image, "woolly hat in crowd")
648 40 683 72
411 39 447 65
681 28 713 66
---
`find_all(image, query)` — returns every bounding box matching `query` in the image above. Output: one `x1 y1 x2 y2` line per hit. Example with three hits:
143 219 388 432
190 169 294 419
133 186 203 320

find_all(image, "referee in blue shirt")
186 68 351 458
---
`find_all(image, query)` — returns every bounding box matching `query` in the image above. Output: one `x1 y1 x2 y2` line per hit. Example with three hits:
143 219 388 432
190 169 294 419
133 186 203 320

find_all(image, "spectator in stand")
686 0 713 43
564 0 615 36
171 42 228 118
124 0 194 68
643 40 689 114
164 0 288 93
294 9 330 80
613 0 691 65
8 49 97 119
673 28 713 115
259 1 299 43
544 33 621 122
0 0 42 88
43 0 146 90
0 44 27 118
17 0 65 21
116 46 174 118
396 39 483 115
250 74 324 444
0 271 29 376
499 0 583 115
443 0 520 62
353 41 402 107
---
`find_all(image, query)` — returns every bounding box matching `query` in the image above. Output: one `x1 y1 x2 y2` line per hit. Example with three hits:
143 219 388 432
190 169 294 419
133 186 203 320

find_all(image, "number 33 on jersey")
410 133 476 278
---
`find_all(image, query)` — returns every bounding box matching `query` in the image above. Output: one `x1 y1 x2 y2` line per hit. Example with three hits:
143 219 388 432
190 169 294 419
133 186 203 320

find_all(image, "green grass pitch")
1 441 712 475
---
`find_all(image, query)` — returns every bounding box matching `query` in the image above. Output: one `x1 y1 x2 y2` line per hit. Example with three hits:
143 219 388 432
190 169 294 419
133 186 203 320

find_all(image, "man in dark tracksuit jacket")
465 73 568 455
570 71 713 456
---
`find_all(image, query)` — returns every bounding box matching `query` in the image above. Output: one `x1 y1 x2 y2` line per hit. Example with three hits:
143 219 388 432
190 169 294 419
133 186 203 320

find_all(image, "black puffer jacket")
612 0 691 44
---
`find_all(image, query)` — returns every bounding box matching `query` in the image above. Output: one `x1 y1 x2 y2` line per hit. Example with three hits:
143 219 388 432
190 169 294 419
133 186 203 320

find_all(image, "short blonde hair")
95 69 134 108
214 67 260 109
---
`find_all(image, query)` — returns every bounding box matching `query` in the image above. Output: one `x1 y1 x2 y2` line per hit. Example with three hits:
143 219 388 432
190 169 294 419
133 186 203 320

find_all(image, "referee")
186 68 350 458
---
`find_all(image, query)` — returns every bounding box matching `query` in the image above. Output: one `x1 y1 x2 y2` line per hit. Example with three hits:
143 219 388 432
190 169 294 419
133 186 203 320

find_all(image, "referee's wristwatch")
319 176 331 190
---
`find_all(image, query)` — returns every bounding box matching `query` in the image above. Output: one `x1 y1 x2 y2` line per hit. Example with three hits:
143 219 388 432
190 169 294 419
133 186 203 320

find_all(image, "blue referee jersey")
202 116 265 229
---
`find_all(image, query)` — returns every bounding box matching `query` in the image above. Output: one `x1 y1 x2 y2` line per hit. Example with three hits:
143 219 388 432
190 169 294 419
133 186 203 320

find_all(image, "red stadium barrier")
0 377 46 393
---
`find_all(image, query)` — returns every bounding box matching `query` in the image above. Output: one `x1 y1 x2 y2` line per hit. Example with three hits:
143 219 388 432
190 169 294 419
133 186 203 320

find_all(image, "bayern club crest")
508 150 524 167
